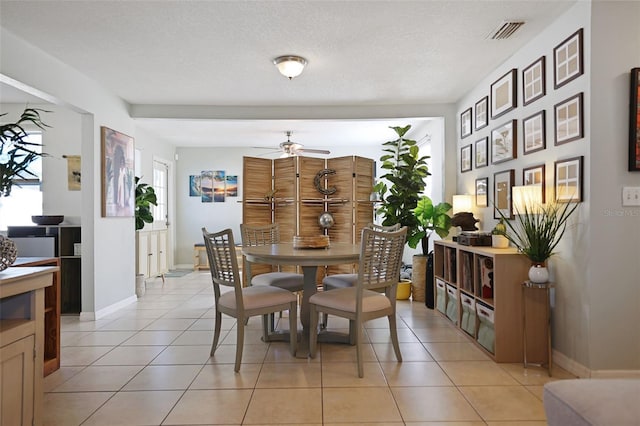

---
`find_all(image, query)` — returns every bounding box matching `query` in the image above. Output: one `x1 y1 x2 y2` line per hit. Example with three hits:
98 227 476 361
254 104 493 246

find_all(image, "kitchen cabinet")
0 266 57 426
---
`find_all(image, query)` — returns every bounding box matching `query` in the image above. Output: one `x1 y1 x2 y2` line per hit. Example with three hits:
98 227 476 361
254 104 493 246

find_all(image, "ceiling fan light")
273 55 307 79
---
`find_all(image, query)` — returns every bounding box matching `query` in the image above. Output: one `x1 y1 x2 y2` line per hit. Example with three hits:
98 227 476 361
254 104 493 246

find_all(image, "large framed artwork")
523 110 546 155
101 126 135 217
491 69 517 119
630 67 640 171
554 93 583 145
494 169 514 219
555 156 583 203
554 28 584 89
523 56 546 106
523 164 546 203
491 119 517 164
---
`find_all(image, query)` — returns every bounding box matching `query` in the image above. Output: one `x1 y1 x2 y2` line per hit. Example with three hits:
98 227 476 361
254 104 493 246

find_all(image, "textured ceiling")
0 0 576 149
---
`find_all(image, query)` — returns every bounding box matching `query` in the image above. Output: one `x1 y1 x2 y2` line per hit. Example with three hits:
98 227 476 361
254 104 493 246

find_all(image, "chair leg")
261 314 270 342
288 302 297 356
322 312 329 329
349 320 356 345
356 320 364 378
388 314 403 362
309 305 319 358
235 318 245 372
211 311 222 356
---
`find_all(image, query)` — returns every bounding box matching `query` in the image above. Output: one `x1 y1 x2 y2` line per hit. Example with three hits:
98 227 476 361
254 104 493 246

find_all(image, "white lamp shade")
273 56 307 79
452 194 473 214
512 185 543 214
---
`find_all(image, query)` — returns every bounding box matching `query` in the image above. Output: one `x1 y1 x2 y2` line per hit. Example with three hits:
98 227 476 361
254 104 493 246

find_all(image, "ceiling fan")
257 131 330 157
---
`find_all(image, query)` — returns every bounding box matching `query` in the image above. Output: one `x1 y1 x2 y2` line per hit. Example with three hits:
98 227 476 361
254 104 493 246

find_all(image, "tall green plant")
496 200 579 263
411 196 452 253
135 176 157 231
0 108 50 196
374 125 430 251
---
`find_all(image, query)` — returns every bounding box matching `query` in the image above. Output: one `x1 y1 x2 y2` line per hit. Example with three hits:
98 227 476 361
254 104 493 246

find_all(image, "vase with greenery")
135 176 157 231
0 108 50 197
412 196 452 253
496 199 579 282
373 125 432 253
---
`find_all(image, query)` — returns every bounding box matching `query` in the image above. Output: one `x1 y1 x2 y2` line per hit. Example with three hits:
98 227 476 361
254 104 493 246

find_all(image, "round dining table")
242 241 360 357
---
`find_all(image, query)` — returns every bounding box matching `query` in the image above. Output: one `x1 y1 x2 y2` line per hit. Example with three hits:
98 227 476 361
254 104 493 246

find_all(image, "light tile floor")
45 271 575 425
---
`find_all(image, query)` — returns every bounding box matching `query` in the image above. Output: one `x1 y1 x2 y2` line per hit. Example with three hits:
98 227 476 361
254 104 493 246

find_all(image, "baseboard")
553 350 640 378
175 263 194 270
79 295 138 321
553 349 591 378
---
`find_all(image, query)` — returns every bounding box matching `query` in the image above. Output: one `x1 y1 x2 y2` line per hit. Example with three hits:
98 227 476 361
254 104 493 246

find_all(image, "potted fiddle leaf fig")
135 176 157 231
373 125 431 252
0 108 50 197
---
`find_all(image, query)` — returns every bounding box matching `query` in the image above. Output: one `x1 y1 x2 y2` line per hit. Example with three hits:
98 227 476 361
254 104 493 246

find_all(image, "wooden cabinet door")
157 230 168 274
137 232 150 277
1 335 35 426
148 232 159 278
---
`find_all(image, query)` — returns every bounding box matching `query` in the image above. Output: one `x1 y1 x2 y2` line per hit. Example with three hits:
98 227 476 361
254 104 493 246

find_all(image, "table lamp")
452 194 479 231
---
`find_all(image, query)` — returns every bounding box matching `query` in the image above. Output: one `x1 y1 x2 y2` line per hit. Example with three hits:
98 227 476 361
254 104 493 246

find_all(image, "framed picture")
226 175 238 197
523 110 546 155
630 67 640 171
476 177 489 207
201 171 213 203
554 28 584 89
491 119 517 164
461 144 472 172
494 169 514 219
523 164 546 203
555 93 583 145
555 156 583 203
101 126 135 217
461 107 472 138
213 170 226 202
491 68 517 119
523 56 546 106
475 96 488 130
189 175 201 196
475 137 488 168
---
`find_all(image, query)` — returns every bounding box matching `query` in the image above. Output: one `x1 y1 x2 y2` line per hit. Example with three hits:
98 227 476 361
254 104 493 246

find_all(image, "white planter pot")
528 264 549 283
491 235 509 248
135 274 146 298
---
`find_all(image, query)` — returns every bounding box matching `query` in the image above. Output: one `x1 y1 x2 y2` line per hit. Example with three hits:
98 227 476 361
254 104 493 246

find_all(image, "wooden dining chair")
309 226 407 377
321 222 401 328
202 227 297 372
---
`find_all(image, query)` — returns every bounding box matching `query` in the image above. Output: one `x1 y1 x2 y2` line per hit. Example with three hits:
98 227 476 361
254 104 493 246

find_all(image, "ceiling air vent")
487 20 525 40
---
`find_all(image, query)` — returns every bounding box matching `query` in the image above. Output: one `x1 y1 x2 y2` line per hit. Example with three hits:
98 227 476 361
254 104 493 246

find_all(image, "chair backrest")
202 227 243 302
240 223 280 246
358 226 407 294
366 222 401 232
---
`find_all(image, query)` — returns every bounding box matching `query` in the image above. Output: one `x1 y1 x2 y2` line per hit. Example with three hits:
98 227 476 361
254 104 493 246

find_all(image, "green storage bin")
476 302 495 354
436 279 446 314
460 293 476 336
445 284 458 324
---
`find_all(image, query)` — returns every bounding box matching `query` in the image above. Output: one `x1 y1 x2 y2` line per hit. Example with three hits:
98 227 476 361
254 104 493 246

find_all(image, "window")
0 132 43 230
152 159 168 230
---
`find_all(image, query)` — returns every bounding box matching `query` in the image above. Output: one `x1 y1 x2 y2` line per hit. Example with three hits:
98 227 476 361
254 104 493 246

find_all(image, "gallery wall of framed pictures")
457 26 587 224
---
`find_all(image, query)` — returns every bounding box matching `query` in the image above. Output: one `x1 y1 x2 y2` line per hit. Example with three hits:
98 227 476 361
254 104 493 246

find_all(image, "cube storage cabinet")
433 240 544 362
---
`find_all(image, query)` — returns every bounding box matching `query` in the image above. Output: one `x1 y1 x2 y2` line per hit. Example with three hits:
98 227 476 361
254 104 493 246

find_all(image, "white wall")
587 1 640 373
1 27 137 316
455 1 640 374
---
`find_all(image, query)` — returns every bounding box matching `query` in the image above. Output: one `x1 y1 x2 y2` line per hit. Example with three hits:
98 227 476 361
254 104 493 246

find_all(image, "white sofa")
543 378 640 425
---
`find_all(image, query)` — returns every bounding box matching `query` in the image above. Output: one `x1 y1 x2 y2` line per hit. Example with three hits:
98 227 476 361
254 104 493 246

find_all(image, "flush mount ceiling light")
273 55 307 80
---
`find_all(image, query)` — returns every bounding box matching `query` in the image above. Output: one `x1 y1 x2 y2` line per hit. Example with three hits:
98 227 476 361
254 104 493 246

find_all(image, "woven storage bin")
411 255 427 302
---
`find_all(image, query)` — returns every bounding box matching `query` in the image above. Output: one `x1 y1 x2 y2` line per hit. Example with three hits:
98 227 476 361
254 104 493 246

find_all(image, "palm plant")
496 199 579 264
0 108 50 196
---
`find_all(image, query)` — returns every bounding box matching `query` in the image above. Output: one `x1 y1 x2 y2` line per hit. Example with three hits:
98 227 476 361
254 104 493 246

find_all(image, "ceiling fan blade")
296 148 331 155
